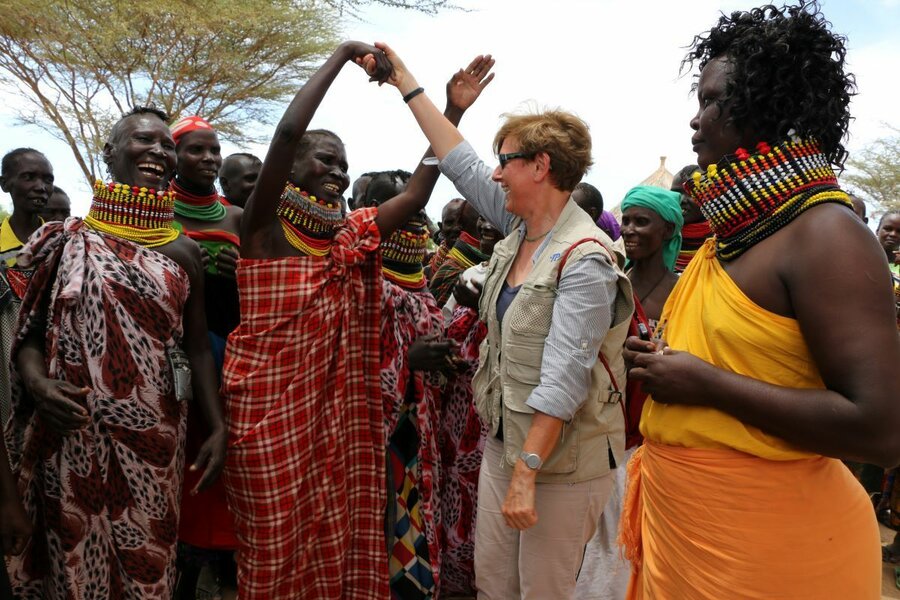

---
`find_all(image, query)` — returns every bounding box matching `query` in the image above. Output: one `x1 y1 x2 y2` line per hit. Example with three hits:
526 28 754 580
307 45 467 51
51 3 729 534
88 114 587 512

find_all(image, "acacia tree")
0 0 344 183
844 127 900 215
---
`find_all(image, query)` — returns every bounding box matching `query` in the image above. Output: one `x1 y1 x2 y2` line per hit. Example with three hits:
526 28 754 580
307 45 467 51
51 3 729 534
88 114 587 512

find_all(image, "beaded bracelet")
403 87 425 103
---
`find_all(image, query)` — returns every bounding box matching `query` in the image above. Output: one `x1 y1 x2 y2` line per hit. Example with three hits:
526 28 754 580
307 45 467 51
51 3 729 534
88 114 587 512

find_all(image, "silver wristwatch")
519 451 543 471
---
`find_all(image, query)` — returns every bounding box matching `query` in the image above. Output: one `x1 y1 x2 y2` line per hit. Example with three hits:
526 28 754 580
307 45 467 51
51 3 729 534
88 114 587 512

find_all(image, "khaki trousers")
474 437 615 600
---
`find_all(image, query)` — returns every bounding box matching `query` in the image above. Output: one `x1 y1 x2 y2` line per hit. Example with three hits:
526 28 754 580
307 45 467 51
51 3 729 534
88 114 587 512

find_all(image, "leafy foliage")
844 126 900 215
0 0 340 182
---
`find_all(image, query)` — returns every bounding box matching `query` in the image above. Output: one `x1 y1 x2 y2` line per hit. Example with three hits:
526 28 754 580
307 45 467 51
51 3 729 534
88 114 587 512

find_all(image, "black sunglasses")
498 151 535 169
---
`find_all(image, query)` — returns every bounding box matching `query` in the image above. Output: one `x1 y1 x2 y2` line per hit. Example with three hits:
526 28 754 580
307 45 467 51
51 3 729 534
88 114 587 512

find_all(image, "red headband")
170 115 213 144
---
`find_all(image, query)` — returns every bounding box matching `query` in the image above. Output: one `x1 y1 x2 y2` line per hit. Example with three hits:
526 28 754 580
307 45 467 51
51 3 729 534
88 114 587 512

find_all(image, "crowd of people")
0 2 899 599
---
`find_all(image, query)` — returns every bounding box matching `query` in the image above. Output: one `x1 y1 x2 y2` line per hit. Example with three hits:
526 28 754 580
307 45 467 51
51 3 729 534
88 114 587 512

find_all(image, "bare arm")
242 42 390 250
375 55 495 239
631 207 900 467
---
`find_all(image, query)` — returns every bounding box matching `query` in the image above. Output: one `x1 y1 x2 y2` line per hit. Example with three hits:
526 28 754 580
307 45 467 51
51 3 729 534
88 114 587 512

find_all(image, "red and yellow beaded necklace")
84 179 179 248
276 182 345 257
686 138 851 261
382 216 430 290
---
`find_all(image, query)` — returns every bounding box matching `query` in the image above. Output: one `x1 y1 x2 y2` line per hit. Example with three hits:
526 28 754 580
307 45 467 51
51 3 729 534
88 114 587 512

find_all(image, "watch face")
524 454 541 469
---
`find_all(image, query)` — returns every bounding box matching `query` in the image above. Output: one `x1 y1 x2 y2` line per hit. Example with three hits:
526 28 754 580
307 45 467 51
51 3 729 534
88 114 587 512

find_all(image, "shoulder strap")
555 237 626 422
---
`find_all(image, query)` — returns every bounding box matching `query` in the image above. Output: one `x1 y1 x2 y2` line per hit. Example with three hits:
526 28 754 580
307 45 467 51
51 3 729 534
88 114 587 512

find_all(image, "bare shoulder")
156 235 203 279
224 204 243 235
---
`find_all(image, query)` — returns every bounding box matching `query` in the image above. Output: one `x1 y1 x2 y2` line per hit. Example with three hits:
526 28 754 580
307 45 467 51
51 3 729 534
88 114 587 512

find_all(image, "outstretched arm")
242 42 391 249
375 55 495 239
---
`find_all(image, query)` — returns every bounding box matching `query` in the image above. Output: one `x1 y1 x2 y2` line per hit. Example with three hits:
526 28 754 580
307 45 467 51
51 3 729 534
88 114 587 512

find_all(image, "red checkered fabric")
221 208 388 599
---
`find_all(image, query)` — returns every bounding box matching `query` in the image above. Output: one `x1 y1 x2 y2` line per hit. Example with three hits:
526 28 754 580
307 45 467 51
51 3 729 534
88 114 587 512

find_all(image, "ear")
219 176 232 195
102 142 114 170
664 221 676 240
532 151 552 184
0 175 8 194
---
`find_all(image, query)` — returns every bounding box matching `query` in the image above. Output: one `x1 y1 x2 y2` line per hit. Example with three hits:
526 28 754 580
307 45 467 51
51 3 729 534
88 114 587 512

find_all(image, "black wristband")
403 87 425 103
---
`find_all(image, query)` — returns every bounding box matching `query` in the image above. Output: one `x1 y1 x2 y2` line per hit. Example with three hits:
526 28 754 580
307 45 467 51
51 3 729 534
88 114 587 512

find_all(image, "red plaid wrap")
222 208 388 599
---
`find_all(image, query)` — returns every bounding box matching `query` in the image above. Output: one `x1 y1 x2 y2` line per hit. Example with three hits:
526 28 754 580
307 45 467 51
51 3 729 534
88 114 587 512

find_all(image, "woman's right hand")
27 376 90 433
623 335 668 371
453 276 482 310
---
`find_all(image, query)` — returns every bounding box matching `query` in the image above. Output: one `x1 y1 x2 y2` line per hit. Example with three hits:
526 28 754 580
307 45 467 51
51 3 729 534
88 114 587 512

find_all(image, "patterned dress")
221 208 387 600
381 279 445 600
5 219 190 599
438 305 488 595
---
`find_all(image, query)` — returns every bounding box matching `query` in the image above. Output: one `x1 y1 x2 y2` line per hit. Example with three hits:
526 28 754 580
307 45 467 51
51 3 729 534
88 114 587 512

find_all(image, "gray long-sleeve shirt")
439 141 617 421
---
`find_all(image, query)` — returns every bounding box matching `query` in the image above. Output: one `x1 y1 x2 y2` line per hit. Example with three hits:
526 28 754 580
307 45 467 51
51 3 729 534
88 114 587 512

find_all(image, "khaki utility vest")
473 199 634 484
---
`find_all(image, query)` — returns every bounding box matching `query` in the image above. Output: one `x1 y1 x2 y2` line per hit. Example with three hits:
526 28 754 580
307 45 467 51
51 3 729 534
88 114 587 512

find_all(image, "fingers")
191 442 224 494
37 383 90 431
502 505 538 530
479 72 496 90
625 335 656 353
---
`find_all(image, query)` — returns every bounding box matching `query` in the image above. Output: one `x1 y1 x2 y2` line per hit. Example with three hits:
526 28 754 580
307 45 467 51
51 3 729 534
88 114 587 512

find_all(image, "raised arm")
375 55 495 239
242 42 390 247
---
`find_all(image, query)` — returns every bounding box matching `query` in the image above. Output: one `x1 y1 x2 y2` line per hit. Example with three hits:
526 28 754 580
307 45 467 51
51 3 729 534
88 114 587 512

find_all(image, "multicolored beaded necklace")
686 139 852 261
84 180 179 248
382 216 430 290
276 182 344 257
171 179 228 221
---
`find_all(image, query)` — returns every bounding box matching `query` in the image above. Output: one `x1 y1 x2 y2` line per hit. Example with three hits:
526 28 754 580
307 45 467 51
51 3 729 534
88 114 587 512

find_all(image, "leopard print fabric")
5 220 190 599
438 305 488 596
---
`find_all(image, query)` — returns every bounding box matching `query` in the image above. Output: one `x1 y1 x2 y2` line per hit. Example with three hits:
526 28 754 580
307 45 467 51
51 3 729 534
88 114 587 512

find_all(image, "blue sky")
1 0 897 220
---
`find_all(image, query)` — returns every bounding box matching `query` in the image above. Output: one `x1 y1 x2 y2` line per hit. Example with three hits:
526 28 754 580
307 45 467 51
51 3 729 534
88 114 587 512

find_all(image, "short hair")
51 185 68 197
493 109 593 192
220 152 262 178
672 164 701 190
573 182 604 214
877 210 900 230
684 2 855 169
107 106 171 147
364 170 410 206
2 148 46 178
295 129 343 161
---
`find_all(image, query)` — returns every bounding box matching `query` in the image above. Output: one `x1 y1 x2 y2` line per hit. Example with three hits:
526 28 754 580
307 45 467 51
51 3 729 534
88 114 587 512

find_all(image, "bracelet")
403 87 425 103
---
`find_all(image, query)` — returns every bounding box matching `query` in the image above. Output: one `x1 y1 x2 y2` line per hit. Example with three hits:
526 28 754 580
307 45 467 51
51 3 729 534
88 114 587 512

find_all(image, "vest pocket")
508 285 555 337
502 404 578 474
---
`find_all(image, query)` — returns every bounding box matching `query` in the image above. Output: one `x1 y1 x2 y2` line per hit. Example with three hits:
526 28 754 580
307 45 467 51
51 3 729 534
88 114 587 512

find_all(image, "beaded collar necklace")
276 182 345 257
171 179 227 221
382 217 429 290
686 139 851 261
84 180 179 248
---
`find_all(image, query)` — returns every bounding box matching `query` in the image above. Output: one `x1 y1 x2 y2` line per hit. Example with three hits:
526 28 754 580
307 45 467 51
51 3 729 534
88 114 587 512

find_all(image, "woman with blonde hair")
370 46 633 599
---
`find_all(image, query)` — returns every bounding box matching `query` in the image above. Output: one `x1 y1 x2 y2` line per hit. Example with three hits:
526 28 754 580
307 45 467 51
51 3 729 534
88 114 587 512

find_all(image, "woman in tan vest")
368 47 634 599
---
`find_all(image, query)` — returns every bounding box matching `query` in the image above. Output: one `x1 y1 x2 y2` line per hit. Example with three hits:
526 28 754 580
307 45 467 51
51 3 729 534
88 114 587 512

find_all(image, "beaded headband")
686 139 851 261
382 216 429 290
276 182 345 256
84 179 179 248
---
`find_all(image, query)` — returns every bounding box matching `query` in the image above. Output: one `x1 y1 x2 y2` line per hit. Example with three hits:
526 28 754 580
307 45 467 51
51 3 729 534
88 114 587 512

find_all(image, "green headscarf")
621 185 684 271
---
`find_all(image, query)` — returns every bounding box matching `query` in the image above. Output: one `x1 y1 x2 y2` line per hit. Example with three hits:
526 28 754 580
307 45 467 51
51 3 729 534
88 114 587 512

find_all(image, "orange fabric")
641 238 822 459
620 442 880 600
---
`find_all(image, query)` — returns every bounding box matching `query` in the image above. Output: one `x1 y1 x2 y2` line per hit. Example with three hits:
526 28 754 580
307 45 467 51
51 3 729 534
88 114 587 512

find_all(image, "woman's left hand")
502 468 538 530
190 427 227 494
628 348 717 406
216 246 239 279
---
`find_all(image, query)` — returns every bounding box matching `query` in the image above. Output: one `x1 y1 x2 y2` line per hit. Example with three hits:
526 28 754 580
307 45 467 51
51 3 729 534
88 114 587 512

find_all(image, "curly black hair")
684 1 855 169
364 170 412 207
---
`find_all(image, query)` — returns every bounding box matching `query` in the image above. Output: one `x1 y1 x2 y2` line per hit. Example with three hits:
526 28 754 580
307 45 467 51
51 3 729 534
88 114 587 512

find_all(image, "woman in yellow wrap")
622 4 900 599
